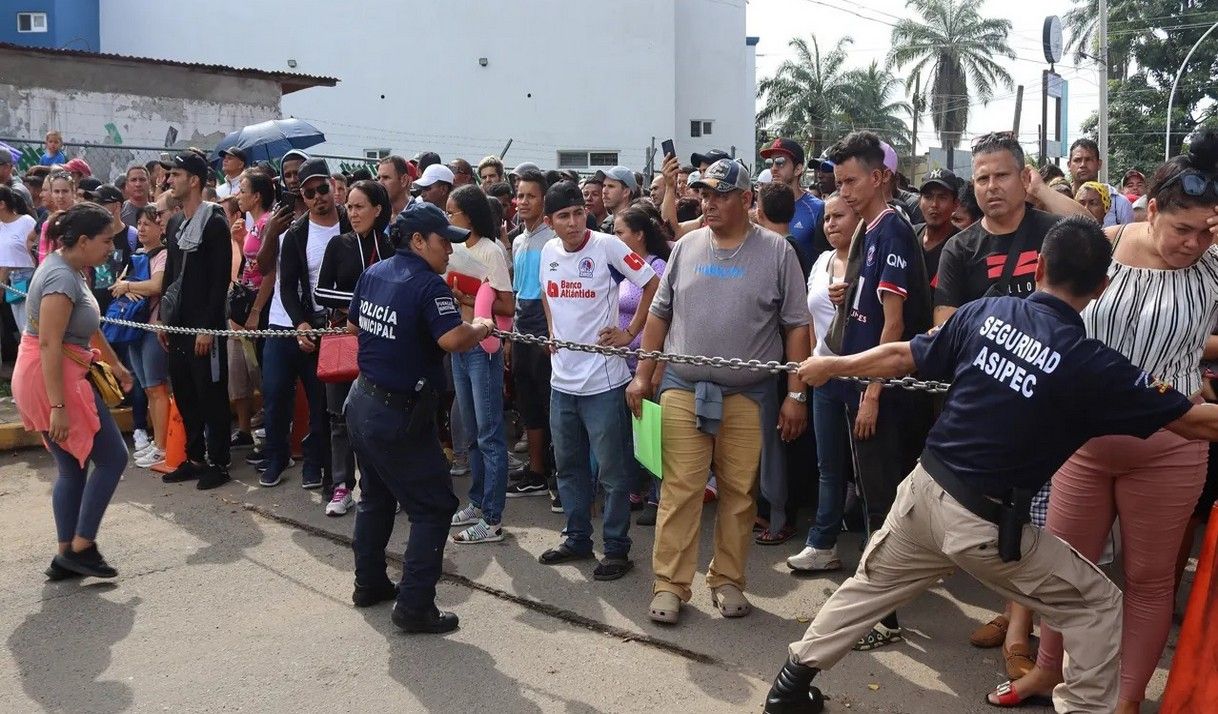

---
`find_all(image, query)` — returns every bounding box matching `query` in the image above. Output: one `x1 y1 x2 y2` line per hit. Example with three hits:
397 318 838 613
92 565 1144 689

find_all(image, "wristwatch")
785 390 807 404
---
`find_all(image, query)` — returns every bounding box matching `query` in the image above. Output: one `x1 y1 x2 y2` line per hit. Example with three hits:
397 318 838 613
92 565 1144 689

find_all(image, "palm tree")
841 62 913 155
887 0 1015 169
756 35 854 159
1062 0 1141 80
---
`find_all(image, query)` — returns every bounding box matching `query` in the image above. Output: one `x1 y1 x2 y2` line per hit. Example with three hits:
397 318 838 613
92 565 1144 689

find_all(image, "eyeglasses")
301 182 331 200
771 157 789 168
1157 170 1218 197
446 209 464 218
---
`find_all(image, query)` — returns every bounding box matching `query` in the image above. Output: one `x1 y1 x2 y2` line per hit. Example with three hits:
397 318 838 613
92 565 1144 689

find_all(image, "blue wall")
0 0 99 51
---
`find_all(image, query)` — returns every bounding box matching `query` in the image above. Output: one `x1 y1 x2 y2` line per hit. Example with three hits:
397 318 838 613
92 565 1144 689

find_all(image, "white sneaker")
451 503 482 527
253 427 266 440
452 518 504 544
133 429 151 452
786 545 842 572
133 442 157 459
135 447 166 469
325 485 355 517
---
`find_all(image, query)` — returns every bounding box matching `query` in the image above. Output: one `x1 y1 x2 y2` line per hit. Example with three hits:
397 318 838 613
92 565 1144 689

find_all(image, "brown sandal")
970 615 1010 648
1003 643 1036 679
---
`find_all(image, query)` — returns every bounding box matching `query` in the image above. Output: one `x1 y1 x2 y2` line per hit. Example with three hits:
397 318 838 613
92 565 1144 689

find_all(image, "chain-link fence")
1 137 375 183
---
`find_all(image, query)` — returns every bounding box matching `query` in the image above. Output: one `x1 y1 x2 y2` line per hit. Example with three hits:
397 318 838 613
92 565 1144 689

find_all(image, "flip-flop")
984 681 1053 708
755 524 797 545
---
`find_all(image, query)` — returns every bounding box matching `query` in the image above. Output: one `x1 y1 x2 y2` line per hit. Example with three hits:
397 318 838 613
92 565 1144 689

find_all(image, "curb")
0 408 133 450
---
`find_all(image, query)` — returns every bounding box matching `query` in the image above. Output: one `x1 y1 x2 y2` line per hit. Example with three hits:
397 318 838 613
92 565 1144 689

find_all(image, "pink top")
241 213 269 289
11 333 101 467
37 221 54 264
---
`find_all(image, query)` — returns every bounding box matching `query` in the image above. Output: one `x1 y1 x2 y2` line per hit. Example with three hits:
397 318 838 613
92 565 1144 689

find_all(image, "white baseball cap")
414 164 455 188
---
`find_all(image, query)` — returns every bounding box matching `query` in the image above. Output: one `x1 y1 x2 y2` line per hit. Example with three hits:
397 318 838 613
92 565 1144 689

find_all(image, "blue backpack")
101 250 156 345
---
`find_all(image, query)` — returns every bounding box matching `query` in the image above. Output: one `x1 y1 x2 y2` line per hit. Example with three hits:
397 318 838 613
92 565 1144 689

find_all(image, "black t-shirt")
911 292 1193 496
934 208 1061 308
914 223 960 288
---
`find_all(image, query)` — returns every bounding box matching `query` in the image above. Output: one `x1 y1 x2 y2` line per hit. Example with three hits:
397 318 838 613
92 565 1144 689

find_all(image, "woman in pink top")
226 170 275 448
13 203 134 580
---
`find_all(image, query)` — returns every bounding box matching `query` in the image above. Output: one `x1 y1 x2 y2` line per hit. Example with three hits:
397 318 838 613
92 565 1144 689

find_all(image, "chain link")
1 282 951 392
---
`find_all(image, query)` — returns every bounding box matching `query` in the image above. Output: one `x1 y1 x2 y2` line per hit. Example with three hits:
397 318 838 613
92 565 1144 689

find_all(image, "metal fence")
1 137 375 183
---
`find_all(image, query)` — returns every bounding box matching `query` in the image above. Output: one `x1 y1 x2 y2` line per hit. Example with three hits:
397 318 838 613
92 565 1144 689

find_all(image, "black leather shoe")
196 466 231 491
53 544 118 579
391 605 459 634
44 558 83 581
764 657 824 713
162 461 204 484
352 580 398 608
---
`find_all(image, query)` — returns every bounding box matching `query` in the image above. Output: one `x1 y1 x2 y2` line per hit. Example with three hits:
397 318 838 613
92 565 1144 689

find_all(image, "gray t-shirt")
650 225 810 387
25 251 100 347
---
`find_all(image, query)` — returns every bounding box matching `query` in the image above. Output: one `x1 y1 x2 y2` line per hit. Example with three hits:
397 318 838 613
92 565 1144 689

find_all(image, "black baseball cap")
413 151 442 171
393 202 469 244
86 184 124 204
919 168 961 194
220 147 248 164
296 158 330 185
759 138 806 167
690 149 730 167
77 177 103 193
173 151 211 181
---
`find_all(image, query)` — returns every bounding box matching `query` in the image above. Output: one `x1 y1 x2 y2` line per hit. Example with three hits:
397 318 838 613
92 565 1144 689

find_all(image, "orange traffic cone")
290 380 309 459
151 397 186 474
1161 502 1218 713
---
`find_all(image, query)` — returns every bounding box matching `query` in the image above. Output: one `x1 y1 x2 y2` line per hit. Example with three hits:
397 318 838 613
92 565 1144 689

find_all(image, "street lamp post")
1165 20 1218 161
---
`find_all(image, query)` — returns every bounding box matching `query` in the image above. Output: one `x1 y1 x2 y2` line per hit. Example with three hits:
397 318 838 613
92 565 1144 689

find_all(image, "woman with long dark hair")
227 170 276 449
314 179 394 516
0 185 37 332
612 203 670 524
13 203 134 579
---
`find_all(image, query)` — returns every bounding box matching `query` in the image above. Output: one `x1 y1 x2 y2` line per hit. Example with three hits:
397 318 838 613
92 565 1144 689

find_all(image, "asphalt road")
0 449 1185 712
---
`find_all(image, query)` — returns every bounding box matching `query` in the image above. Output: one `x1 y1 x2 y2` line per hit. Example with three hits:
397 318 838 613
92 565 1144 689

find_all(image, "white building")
99 0 757 173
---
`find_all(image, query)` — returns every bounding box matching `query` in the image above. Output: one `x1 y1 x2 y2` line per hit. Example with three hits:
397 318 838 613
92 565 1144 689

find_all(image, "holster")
997 488 1033 563
921 449 1033 563
405 382 437 438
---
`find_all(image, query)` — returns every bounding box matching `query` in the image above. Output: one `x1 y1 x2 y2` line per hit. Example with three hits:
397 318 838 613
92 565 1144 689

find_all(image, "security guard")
763 217 1218 713
345 202 494 634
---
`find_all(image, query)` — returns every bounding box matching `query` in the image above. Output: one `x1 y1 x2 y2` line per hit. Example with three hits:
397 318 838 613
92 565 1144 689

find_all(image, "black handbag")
227 281 256 325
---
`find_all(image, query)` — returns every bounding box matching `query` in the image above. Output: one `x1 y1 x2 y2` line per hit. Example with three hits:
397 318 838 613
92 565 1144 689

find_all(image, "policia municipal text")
343 202 495 634
763 217 1218 713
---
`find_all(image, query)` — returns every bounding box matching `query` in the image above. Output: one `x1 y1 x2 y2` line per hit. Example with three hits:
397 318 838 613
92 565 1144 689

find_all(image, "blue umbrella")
212 118 325 165
0 141 20 164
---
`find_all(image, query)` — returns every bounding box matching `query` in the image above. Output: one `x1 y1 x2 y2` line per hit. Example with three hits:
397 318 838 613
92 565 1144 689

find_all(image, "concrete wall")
0 47 282 180
98 0 753 173
0 0 100 51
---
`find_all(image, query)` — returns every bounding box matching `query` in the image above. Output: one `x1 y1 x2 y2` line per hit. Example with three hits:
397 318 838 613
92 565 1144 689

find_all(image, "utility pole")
1097 0 1109 183
1013 85 1024 135
911 74 920 179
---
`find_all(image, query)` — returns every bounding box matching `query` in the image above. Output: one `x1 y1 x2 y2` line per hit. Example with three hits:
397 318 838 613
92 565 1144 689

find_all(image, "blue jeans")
452 346 508 524
347 381 458 614
46 388 129 542
550 385 633 558
806 388 851 549
117 341 147 431
261 327 329 478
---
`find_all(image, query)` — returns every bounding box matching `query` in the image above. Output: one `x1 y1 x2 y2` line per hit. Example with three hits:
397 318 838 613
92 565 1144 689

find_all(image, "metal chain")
0 283 951 392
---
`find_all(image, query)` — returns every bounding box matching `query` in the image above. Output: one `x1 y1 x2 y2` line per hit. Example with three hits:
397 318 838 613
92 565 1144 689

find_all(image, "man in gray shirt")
627 159 810 625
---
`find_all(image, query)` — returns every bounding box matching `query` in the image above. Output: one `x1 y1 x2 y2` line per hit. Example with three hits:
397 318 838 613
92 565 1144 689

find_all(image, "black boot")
764 657 824 713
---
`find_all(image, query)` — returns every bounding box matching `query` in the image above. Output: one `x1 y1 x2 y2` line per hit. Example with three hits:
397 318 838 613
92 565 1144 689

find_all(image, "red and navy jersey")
840 209 930 358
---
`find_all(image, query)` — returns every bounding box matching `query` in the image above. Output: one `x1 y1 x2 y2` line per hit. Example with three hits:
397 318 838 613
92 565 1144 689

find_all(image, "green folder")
632 399 663 479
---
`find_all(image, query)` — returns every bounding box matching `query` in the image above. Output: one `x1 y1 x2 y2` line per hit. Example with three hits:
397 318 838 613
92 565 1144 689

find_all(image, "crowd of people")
5 121 1218 712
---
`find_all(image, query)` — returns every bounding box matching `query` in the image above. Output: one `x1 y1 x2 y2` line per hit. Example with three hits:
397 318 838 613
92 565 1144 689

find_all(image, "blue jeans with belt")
451 346 507 524
550 385 633 559
347 380 458 615
806 387 851 549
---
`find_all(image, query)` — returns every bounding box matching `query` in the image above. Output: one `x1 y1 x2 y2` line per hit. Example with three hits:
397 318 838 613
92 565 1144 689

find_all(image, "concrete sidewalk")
0 449 1185 712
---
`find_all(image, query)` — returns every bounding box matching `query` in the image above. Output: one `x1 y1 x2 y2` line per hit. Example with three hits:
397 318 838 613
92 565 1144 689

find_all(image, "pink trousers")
1035 428 1207 702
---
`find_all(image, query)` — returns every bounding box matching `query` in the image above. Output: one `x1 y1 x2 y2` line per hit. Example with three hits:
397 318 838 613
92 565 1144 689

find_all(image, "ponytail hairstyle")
615 203 671 261
47 202 113 249
1148 130 1218 212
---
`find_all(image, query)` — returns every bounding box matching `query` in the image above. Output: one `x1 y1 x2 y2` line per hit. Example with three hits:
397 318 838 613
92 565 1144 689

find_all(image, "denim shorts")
127 330 167 388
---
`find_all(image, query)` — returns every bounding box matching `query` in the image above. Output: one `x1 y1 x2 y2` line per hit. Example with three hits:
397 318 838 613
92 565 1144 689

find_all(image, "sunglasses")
301 182 331 200
1158 170 1218 197
771 157 790 168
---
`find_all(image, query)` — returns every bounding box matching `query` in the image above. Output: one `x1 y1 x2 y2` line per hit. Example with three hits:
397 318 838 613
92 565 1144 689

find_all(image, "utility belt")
355 375 437 438
920 449 1033 563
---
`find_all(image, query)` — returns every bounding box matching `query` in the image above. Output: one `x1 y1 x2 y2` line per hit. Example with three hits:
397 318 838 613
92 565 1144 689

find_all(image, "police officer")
763 217 1218 714
345 202 494 634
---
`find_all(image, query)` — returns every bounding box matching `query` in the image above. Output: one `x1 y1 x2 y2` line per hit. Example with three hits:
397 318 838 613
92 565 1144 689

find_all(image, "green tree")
887 0 1016 169
840 61 913 155
1062 0 1141 79
756 35 854 160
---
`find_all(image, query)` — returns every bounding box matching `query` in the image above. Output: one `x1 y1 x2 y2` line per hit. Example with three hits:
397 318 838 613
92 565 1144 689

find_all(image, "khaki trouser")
652 388 761 601
789 465 1122 714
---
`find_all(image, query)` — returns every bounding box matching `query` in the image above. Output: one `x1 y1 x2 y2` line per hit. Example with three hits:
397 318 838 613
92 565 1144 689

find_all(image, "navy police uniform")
345 243 463 619
785 291 1192 713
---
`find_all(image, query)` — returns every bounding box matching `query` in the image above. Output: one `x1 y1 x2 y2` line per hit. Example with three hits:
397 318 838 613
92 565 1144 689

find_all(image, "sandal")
711 584 752 618
538 544 594 565
984 681 1053 708
970 615 1010 648
649 591 681 624
1003 643 1036 679
753 517 770 533
755 524 797 545
853 623 902 651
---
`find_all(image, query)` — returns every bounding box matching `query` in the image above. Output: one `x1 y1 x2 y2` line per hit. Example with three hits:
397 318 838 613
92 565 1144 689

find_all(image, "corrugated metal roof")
0 42 338 93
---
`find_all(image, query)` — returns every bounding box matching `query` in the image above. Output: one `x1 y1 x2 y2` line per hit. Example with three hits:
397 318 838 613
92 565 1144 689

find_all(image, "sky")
746 0 1104 159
